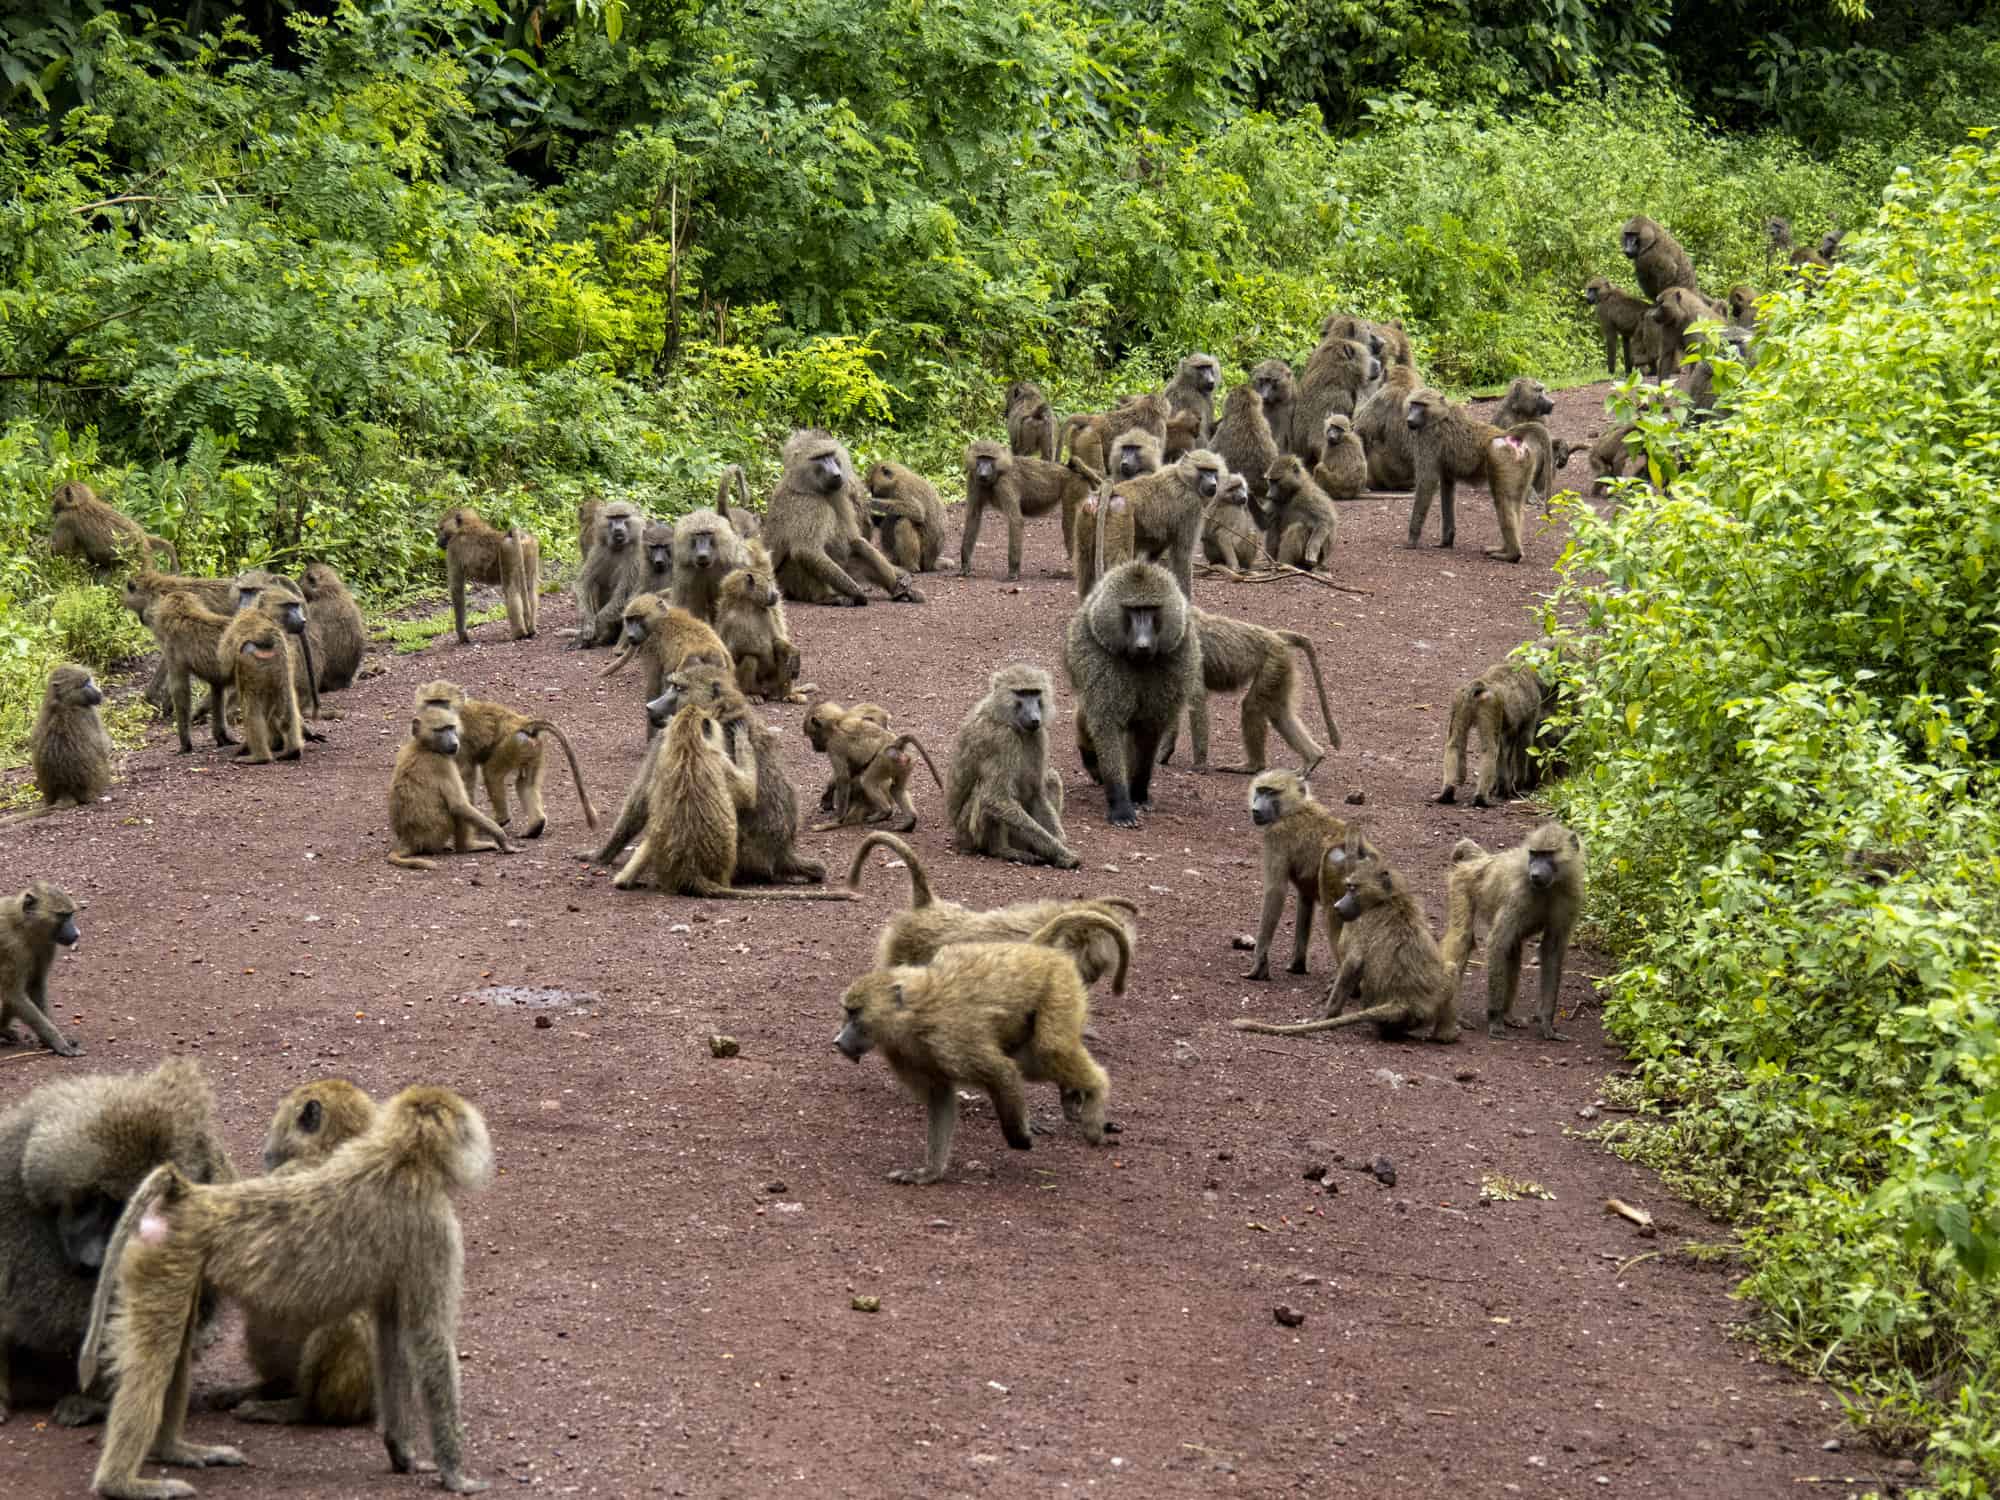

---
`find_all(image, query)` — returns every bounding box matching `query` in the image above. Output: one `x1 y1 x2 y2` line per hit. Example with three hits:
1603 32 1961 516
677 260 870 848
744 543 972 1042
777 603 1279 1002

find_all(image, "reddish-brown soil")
1 382 1890 1498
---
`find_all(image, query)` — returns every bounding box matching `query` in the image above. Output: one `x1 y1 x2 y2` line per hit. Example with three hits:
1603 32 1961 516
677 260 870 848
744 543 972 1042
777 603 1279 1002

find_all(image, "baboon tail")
1027 911 1131 996
685 879 857 901
1450 837 1486 863
887 734 945 789
525 721 600 828
1059 413 1091 463
78 1164 185 1389
144 534 179 571
597 645 637 680
388 852 437 871
1278 631 1341 752
846 831 933 907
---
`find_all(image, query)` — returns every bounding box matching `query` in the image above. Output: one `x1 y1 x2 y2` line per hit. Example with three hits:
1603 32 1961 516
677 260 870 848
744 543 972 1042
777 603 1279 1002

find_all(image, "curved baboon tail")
78 1163 186 1390
1278 631 1341 753
1027 911 1132 997
143 534 179 571
846 831 934 907
597 645 637 680
886 734 945 789
1439 684 1474 796
524 721 600 828
1450 837 1487 864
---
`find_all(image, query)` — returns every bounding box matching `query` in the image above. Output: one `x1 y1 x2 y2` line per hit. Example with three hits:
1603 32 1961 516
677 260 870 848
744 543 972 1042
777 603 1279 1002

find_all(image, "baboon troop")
437 507 540 645
1442 822 1584 1040
946 663 1077 867
1438 659 1554 807
767 431 922 605
864 460 946 573
48 482 175 572
1 665 113 824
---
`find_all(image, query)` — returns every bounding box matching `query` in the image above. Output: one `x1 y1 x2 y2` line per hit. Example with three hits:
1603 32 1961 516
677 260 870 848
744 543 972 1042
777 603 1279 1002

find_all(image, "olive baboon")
668 508 750 623
81 1086 493 1498
1646 285 1731 376
1162 354 1221 442
642 521 674 595
144 592 238 753
1352 364 1424 489
864 460 946 573
768 431 921 605
220 592 311 765
1319 313 1413 369
1200 471 1264 572
575 500 602 561
803 702 945 833
1061 393 1168 479
0 666 112 825
1107 426 1164 482
1313 413 1367 500
1493 377 1555 428
946 663 1077 867
1237 771 1359 982
1071 449 1220 601
387 702 516 870
1211 380 1280 501
1582 276 1650 375
229 576 322 723
848 832 1136 988
48 482 174 572
1292 338 1383 464
715 464 762 539
1726 284 1759 327
413 681 597 838
833 912 1124 1184
1162 407 1203 461
1261 455 1339 568
960 440 1097 580
1248 358 1299 454
1504 421 1568 507
0 880 83 1056
1405 387 1537 560
297 564 367 691
572 499 649 648
1442 822 1585 1040
601 592 732 704
714 563 802 702
436 508 539 645
1160 610 1340 778
1004 381 1057 462
1621 214 1697 300
1437 659 1552 807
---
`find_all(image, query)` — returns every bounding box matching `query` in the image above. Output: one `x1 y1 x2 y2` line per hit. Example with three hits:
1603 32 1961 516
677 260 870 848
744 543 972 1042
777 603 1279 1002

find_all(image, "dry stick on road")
1195 561 1373 596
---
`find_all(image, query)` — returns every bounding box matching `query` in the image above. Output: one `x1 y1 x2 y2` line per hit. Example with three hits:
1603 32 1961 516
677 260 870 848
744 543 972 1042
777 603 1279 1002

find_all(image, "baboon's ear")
410 716 422 737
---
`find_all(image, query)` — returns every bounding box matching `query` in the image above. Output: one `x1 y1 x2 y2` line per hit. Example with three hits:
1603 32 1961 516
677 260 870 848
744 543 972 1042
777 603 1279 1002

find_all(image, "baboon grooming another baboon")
1582 276 1650 375
960 440 1097 580
1160 610 1340 778
1200 472 1264 572
0 1059 233 1429
1232 831 1457 1040
1313 413 1367 500
1162 354 1222 442
0 881 84 1056
0 666 112 824
572 499 649 647
298 564 367 691
834 911 1125 1185
946 664 1077 868
414 682 597 838
1261 455 1339 569
601 593 731 704
1237 772 1359 982
864 461 946 573
436 507 539 645
714 563 802 702
803 702 945 833
1437 660 1554 807
1621 214 1697 301
1352 364 1424 490
848 833 1136 988
668 508 750 624
1291 338 1383 464
81 1086 494 1498
768 431 922 605
387 702 517 870
48 482 175 572
1004 381 1057 462
1442 822 1585 1040
1405 387 1538 561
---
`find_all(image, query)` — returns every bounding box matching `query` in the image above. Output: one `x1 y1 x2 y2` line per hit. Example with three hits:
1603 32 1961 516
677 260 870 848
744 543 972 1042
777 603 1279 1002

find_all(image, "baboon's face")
1119 605 1162 660
436 513 463 549
973 452 1000 486
1527 848 1559 888
648 539 672 572
1218 475 1249 509
1010 688 1044 733
1190 358 1219 394
23 884 81 947
602 505 639 549
622 613 649 646
809 449 846 495
265 1095 326 1171
834 982 883 1061
1250 783 1285 826
55 1190 121 1274
684 523 719 570
803 706 837 751
1519 380 1553 416
1187 457 1222 499
1646 303 1669 326
1406 396 1436 432
646 690 677 730
1621 222 1646 258
1263 456 1296 495
1254 374 1284 407
1326 415 1352 443
1114 441 1150 479
275 599 306 634
1583 278 1605 305
415 711 460 756
1364 330 1385 359
54 669 103 708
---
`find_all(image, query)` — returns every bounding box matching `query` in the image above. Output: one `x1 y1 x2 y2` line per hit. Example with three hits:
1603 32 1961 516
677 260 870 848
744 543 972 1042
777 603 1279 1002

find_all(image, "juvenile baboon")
571 498 649 648
297 563 366 691
1292 338 1384 464
1621 213 1697 300
0 1058 233 1429
864 460 946 573
0 881 83 1056
229 576 322 723
81 1086 493 1498
145 592 238 753
0 666 112 824
1160 609 1340 779
601 592 732 704
1405 387 1536 560
1211 380 1280 501
413 681 597 838
1248 358 1299 454
667 508 749 623
1261 455 1339 569
1505 421 1567 507
1313 413 1367 500
848 832 1136 988
947 663 1076 867
642 521 674 595
1646 285 1731 376
960 440 1098 579
804 702 945 833
1236 771 1358 982
1200 472 1264 572
1582 276 1651 374
1071 449 1219 601
1162 353 1221 442
1442 822 1585 1040
220 591 312 765
715 464 762 539
48 482 175 572
1108 426 1164 482
1352 363 1424 489
833 911 1124 1184
768 431 921 605
1061 392 1168 480
1437 660 1552 807
436 508 539 645
1162 407 1203 461
714 563 801 702
387 702 517 870
1726 284 1759 327
1004 380 1057 462
1233 831 1457 1040
1493 377 1555 428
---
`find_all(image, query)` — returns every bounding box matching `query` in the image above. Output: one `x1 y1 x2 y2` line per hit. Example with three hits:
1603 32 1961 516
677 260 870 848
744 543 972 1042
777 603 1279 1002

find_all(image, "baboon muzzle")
834 1021 870 1061
623 620 646 645
1527 854 1557 889
690 536 714 567
55 915 80 946
1333 892 1362 921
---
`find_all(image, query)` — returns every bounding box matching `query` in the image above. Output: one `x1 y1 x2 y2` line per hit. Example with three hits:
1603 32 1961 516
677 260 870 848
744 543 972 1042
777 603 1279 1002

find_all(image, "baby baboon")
145 592 238 753
1582 276 1650 375
1200 471 1264 572
387 702 517 870
601 592 732 704
1621 213 1697 300
82 1086 494 1498
0 1058 233 1429
1004 380 1057 462
297 563 367 691
1161 609 1340 778
1211 380 1279 499
1437 659 1552 807
848 832 1136 988
768 431 921 606
1646 285 1730 376
715 464 762 539
1162 407 1203 461
0 666 113 824
0 880 83 1056
1162 353 1221 441
864 460 946 573
804 701 944 833
1352 364 1423 489
946 663 1077 867
1233 832 1457 1041
436 507 539 645
572 498 649 648
960 440 1097 580
1107 426 1164 482
1238 771 1356 982
1442 822 1585 1040
1261 455 1339 569
834 911 1124 1184
1072 449 1220 600
413 681 597 838
1493 377 1555 428
48 482 174 572
1405 387 1536 560
714 563 801 702
220 593 309 765
1313 413 1367 500
1248 358 1298 454
668 508 749 623
1291 338 1383 463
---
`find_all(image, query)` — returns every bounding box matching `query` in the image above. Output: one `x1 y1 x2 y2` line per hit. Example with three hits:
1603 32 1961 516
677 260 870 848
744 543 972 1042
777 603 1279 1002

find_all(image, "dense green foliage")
1548 141 2000 1493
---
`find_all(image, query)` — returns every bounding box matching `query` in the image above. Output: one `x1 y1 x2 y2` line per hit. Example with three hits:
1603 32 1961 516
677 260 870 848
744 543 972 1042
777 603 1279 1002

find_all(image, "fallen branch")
1197 562 1372 597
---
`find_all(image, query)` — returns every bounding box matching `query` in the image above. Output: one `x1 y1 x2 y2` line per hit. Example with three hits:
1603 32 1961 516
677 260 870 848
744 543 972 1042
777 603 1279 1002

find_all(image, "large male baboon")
1291 338 1383 464
572 499 649 648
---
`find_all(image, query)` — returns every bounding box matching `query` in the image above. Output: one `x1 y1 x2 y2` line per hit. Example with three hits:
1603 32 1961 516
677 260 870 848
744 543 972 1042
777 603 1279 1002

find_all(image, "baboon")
572 499 649 648
666 508 748 623
1320 313 1413 369
144 592 238 753
1442 822 1585 1040
0 881 83 1056
297 563 366 691
1588 422 1641 491
1583 276 1651 375
1646 285 1731 376
803 702 944 833
1438 660 1552 806
1200 471 1264 571
1210 380 1279 501
220 590 313 765
767 431 921 605
864 461 946 573
1107 426 1164 482
1232 832 1457 1040
833 911 1124 1184
1676 322 1755 421
1236 771 1357 982
1162 407 1203 461
1261 455 1339 569
1160 609 1340 778
81 1086 494 1498
1292 338 1384 464
1004 380 1057 462
946 663 1076 867
1064 513 1203 827
0 1059 233 1429
1313 413 1367 500
601 592 732 705
1061 393 1168 479
714 563 801 702
387 702 517 870
121 568 235 620
229 576 322 723
575 500 602 561
1405 387 1536 560
641 521 674 595
1621 214 1697 300
714 464 761 539
48 482 174 572
436 508 539 645
1506 421 1568 507
1352 363 1424 489
1247 358 1299 454
1493 377 1555 428
848 832 1136 988
1726 284 1759 327
1071 449 1219 601
413 681 597 838
1162 353 1221 442
0 666 113 824
960 440 1098 579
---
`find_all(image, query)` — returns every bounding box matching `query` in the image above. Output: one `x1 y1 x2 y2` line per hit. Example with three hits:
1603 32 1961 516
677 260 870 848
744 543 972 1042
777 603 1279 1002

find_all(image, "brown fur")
864 461 946 573
1646 285 1731 376
666 509 749 623
0 667 113 824
1247 358 1298 454
804 702 944 833
946 663 1076 867
1437 660 1551 807
436 507 539 645
714 562 801 702
1313 413 1367 500
1621 214 1697 301
1405 387 1537 561
1441 823 1585 1040
48 482 174 572
1211 380 1279 501
1262 455 1339 568
413 681 597 839
1493 377 1554 428
1352 364 1423 490
1106 426 1164 483
1200 472 1264 572
600 592 732 704
641 521 674 595
0 881 84 1056
1071 449 1219 600
768 431 920 605
1004 381 1057 463
961 440 1098 579
1582 276 1650 375
1235 772 1359 982
1162 354 1221 442
297 564 366 691
1162 408 1203 461
387 702 516 870
1160 610 1340 777
572 499 649 648
144 592 237 753
713 464 761 539
219 591 310 765
1061 392 1168 480
1292 338 1383 463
